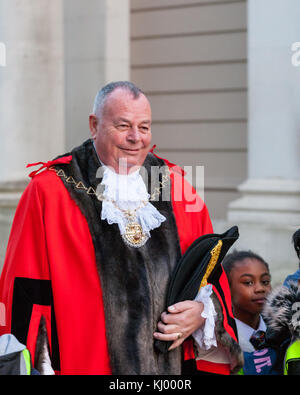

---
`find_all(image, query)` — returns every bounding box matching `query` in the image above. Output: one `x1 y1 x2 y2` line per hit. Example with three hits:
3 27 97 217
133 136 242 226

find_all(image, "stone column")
0 0 65 265
64 0 130 149
228 0 300 284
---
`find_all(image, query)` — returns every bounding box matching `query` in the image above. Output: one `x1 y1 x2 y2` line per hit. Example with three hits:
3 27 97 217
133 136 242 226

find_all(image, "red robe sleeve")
169 167 213 254
0 169 111 374
0 177 51 365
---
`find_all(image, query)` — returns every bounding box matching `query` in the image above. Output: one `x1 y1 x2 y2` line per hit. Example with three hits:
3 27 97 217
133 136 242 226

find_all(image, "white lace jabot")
100 164 166 237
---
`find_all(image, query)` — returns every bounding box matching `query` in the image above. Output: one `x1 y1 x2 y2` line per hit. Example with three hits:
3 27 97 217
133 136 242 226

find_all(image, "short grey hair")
92 81 145 116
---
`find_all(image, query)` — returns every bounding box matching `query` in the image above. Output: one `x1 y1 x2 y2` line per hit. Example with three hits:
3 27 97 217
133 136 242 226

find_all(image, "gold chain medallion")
122 222 149 248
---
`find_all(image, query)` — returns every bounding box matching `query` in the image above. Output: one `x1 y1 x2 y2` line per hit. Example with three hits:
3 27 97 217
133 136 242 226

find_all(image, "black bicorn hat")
155 226 239 353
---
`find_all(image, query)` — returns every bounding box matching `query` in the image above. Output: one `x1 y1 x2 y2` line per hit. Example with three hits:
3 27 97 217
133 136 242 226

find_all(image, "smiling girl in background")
222 250 272 353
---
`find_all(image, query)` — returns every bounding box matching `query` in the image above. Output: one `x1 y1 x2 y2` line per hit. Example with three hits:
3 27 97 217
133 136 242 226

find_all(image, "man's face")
90 88 152 174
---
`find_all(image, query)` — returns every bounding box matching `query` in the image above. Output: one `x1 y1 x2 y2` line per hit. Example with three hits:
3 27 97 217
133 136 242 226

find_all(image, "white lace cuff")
192 284 217 350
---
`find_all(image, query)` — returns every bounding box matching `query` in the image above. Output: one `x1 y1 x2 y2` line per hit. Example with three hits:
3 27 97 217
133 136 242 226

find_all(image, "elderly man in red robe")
0 81 242 375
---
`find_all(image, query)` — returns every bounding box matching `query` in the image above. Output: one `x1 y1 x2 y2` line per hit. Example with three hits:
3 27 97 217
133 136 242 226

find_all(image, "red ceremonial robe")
0 145 232 375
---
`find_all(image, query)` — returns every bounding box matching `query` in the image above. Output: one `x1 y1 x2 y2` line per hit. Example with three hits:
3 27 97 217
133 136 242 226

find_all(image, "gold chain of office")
49 165 170 248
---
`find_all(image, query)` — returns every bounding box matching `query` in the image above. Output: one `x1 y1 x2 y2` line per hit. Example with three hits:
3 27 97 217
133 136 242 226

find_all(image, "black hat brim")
155 226 239 353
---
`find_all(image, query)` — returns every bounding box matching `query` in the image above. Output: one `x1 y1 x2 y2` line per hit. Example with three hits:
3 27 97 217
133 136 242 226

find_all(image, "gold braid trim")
199 239 223 289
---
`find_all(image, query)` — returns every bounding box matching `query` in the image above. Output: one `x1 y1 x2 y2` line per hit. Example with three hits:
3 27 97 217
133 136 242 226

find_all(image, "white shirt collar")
235 316 267 353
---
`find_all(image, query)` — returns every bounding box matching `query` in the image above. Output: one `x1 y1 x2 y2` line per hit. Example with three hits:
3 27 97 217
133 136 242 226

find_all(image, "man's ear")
89 114 98 140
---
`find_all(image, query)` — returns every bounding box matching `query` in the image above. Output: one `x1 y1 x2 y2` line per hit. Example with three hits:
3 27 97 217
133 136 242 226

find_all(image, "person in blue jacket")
284 229 300 287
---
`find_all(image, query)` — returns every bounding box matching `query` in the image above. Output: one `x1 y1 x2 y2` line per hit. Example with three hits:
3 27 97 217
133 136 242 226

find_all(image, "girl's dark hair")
222 249 270 280
292 228 300 260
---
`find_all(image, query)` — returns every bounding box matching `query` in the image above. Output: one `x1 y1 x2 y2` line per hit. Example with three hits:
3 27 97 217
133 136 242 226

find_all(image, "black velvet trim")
11 277 60 371
209 266 238 341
